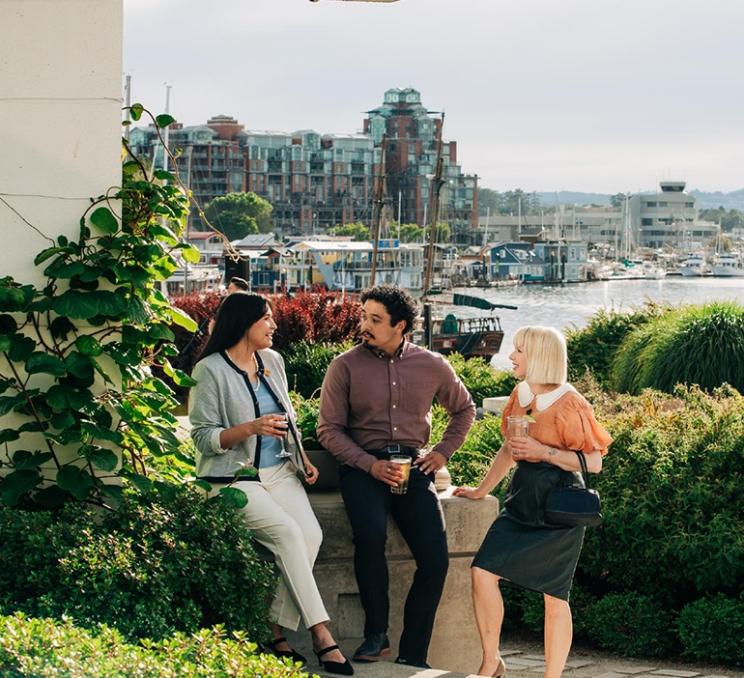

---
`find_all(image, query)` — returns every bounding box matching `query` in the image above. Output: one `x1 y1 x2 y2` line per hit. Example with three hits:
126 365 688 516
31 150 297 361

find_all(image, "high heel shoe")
315 644 354 675
265 636 306 664
492 656 506 678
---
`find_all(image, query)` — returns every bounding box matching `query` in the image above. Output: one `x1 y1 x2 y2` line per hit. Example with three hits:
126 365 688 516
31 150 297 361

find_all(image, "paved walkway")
288 635 742 678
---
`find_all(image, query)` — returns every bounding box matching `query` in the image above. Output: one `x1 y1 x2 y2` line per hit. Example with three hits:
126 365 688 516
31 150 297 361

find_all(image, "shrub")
290 393 321 449
272 290 361 349
611 302 744 394
0 613 309 677
583 592 677 657
446 414 504 488
282 340 353 398
581 385 744 599
678 593 744 665
0 484 276 642
446 353 517 407
566 302 668 384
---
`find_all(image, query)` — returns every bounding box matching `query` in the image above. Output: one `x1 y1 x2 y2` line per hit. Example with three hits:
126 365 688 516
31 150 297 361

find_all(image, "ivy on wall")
0 105 200 509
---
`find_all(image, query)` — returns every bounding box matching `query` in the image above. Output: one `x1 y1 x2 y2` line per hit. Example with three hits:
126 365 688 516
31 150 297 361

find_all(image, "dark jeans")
339 464 449 665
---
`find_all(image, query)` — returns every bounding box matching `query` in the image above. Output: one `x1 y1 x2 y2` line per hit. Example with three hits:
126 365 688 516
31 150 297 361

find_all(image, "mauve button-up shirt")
317 342 476 472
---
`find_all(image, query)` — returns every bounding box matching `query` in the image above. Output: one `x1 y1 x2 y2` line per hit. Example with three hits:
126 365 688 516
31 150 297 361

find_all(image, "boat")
710 252 744 277
678 253 708 277
412 292 510 359
642 261 667 279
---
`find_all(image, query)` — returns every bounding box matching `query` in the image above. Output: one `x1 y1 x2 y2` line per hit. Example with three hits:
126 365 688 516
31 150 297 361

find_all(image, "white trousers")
221 463 329 631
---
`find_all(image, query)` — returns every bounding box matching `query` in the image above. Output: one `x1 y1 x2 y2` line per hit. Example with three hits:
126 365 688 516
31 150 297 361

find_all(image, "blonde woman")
455 326 611 678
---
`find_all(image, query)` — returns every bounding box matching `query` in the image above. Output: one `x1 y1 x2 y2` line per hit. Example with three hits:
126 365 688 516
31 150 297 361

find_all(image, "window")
646 201 657 207
642 218 653 226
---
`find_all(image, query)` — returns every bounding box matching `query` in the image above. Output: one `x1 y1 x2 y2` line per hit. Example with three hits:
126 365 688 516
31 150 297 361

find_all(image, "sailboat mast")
423 112 446 295
370 135 387 287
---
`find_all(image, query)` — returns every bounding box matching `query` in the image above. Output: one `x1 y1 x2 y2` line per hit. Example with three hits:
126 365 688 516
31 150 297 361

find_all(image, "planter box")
304 448 340 492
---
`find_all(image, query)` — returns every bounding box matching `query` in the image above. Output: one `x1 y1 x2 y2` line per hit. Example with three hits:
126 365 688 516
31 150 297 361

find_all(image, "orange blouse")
500 383 612 456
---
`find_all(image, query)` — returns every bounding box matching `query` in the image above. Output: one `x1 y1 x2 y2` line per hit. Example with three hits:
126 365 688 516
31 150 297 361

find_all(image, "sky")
123 0 744 195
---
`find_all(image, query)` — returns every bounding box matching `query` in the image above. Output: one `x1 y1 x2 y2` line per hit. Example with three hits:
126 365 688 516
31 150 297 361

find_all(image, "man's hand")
414 451 447 475
370 459 404 487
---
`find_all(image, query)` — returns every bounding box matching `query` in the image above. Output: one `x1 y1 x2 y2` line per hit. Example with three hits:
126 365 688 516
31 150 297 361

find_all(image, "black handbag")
544 451 602 527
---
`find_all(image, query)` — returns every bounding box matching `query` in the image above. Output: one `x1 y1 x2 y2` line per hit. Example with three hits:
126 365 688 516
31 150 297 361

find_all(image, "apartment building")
364 88 478 245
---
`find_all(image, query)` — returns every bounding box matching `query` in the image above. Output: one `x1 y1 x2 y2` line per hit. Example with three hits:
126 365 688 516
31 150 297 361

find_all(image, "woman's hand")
509 435 548 463
248 414 288 438
453 486 487 500
303 460 319 485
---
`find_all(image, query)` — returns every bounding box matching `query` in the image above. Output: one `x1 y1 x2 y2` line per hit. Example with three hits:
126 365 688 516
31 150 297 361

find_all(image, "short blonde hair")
513 326 567 385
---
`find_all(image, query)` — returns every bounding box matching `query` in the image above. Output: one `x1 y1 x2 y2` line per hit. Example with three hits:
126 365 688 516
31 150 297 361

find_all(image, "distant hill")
533 189 744 210
689 188 744 210
535 191 611 207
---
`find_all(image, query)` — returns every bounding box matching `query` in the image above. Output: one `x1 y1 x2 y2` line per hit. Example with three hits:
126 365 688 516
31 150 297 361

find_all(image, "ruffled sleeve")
500 386 520 436
555 393 612 456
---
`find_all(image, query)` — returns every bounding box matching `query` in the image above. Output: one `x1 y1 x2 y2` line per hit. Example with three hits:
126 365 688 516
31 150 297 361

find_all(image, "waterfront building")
629 181 718 249
486 240 588 283
187 231 225 266
285 239 424 291
243 130 379 233
129 115 247 228
223 233 284 289
364 88 478 246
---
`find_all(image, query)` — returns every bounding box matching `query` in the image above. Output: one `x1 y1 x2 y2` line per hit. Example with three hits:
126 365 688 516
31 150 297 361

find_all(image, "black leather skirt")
471 461 585 600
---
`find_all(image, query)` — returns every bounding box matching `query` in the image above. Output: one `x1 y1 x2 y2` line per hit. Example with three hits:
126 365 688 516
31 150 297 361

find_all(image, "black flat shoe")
352 632 390 662
265 636 306 664
315 644 354 675
395 657 431 669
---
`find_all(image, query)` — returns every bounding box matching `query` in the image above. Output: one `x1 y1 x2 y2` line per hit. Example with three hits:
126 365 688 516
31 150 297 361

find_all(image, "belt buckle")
385 443 402 456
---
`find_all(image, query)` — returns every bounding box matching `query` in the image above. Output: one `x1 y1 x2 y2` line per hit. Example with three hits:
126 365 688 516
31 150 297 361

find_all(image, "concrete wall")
304 491 500 674
0 0 122 285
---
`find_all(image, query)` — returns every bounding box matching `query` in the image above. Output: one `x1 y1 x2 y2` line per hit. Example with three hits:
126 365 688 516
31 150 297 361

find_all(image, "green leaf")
100 483 124 503
75 335 103 356
173 369 197 388
64 352 94 380
129 103 144 121
179 244 201 264
12 450 53 470
25 352 67 376
155 113 175 128
0 469 41 506
193 479 213 493
0 429 20 444
123 473 153 493
90 207 119 234
149 324 175 342
0 335 11 352
154 170 176 182
56 466 95 501
218 486 248 509
0 314 18 335
51 290 126 319
81 446 119 472
0 393 26 416
34 485 70 509
50 411 76 430
0 286 29 312
33 246 65 266
8 335 35 363
49 316 77 340
168 306 198 332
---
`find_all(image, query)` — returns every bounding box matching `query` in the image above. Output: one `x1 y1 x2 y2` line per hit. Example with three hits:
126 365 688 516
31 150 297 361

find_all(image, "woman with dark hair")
189 292 353 675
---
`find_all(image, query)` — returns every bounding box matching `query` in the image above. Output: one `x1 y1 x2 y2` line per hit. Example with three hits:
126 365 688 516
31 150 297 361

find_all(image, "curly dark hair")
360 285 419 334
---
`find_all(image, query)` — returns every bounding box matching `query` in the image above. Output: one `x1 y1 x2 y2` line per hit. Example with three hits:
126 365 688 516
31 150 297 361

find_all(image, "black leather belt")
371 444 420 459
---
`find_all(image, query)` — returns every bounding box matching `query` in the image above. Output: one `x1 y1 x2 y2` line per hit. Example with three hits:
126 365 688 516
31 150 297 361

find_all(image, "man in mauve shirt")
317 285 475 669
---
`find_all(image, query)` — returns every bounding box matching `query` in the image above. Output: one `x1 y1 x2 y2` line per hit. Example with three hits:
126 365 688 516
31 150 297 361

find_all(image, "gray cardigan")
189 349 305 479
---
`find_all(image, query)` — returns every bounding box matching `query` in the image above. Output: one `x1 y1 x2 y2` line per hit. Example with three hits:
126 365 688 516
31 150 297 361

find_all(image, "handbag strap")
574 450 590 486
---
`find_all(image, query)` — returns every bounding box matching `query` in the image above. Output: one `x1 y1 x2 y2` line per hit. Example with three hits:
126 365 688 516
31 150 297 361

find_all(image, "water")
473 277 744 369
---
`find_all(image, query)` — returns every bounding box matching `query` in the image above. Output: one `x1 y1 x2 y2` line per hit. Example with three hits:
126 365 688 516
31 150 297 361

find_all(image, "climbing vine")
0 105 200 508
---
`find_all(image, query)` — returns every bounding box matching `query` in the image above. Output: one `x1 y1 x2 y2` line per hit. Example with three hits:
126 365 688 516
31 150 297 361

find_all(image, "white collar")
517 381 575 411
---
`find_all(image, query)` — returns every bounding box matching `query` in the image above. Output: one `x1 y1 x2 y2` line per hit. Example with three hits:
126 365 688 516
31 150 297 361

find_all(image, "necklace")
225 349 260 377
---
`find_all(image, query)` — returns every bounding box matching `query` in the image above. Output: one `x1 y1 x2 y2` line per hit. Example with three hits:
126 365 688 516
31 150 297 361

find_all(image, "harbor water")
471 277 744 370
